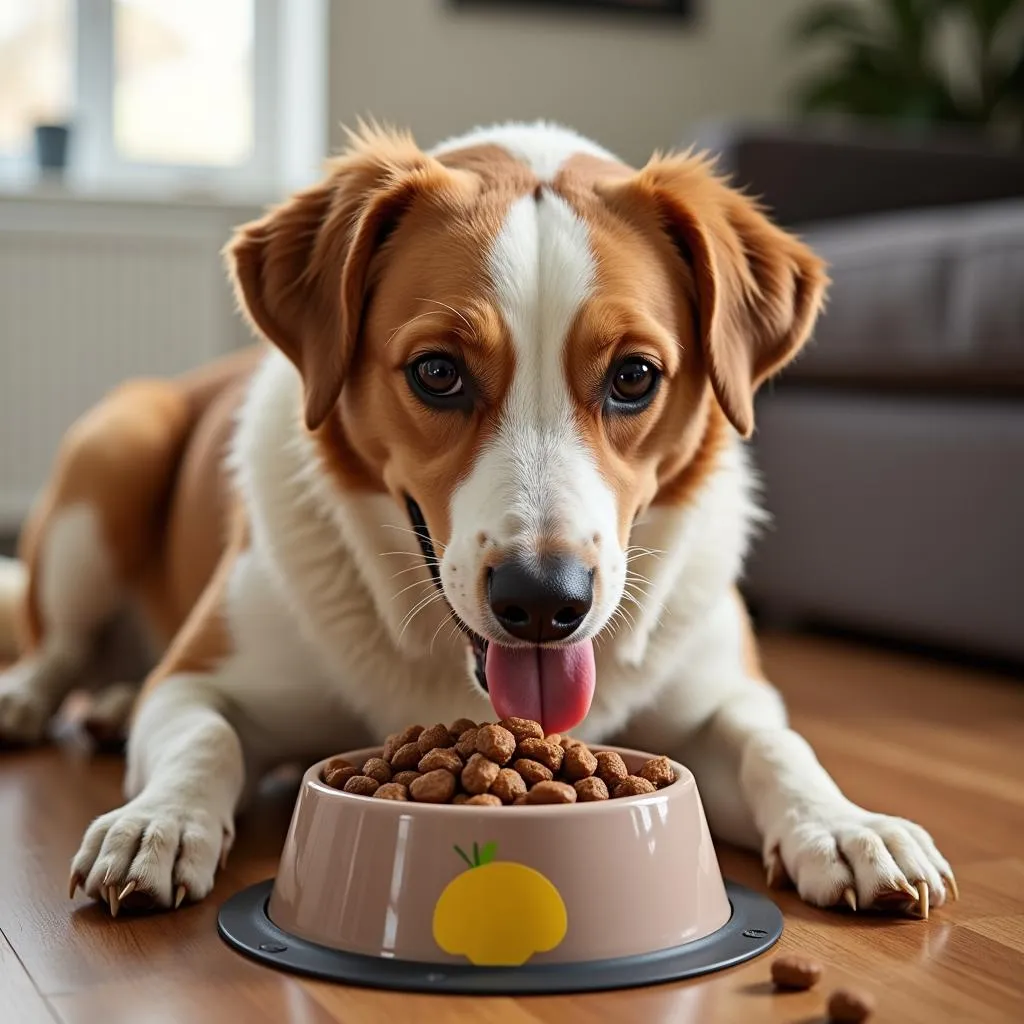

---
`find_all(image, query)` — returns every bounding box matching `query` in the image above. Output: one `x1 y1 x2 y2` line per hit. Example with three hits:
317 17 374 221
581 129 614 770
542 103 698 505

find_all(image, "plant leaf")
791 0 872 44
478 841 498 866
453 845 474 870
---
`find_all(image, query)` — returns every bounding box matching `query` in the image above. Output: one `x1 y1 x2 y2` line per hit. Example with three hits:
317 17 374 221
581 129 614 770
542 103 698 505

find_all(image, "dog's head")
228 124 827 732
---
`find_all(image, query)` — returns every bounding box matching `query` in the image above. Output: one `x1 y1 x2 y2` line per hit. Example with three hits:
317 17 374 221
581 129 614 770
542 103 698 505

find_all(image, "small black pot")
34 123 71 175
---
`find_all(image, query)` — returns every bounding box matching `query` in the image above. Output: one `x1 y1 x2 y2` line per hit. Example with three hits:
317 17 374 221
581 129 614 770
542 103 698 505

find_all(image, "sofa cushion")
789 199 1024 391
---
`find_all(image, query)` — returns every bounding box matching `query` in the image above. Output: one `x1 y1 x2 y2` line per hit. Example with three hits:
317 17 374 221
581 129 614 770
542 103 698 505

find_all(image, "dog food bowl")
218 746 782 994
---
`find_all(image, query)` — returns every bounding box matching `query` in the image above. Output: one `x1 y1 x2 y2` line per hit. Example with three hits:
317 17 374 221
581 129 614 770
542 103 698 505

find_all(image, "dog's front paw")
69 795 233 915
766 806 956 917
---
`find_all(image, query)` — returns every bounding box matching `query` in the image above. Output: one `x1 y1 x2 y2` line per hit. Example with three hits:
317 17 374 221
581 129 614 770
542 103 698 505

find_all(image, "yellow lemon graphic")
432 842 567 966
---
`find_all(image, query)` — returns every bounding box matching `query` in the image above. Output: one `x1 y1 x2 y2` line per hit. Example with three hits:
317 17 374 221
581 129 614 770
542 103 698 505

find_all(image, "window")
0 0 326 198
0 0 73 154
113 0 254 167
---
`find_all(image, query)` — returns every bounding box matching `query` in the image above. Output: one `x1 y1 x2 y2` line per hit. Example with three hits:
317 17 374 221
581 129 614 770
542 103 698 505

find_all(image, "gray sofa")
699 124 1024 663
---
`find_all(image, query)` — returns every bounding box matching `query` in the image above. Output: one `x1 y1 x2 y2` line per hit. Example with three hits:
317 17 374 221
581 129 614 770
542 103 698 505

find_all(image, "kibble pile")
320 717 676 805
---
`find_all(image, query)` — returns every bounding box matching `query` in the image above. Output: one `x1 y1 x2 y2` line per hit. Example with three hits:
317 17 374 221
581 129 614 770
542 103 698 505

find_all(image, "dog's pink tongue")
485 640 595 734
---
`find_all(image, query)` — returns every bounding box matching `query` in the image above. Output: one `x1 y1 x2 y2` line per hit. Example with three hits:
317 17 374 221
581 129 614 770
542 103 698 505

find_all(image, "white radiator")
0 193 262 530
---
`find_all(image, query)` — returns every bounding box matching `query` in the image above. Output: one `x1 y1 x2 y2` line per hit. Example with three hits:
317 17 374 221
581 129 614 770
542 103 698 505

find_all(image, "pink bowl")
267 746 731 967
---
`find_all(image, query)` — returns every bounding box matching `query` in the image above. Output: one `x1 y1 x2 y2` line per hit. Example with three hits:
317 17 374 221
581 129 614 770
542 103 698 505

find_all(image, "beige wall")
328 0 818 165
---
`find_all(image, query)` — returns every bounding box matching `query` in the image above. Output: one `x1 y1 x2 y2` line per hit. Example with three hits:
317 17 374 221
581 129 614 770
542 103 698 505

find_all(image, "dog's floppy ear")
227 124 472 430
600 154 828 437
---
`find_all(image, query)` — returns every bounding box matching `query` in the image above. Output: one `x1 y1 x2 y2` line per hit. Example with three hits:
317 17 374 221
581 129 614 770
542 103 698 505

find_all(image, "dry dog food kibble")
321 717 678 806
418 747 462 774
361 757 392 784
390 742 422 771
418 723 452 755
770 953 823 991
490 767 527 804
500 717 544 744
455 728 480 758
382 724 422 761
343 775 380 797
475 724 517 764
409 768 456 804
638 756 675 789
524 780 577 804
322 757 359 789
595 750 629 788
514 757 553 786
614 775 658 798
517 737 564 773
827 988 875 1023
466 793 503 807
462 752 501 794
574 776 609 802
373 782 409 801
562 743 598 781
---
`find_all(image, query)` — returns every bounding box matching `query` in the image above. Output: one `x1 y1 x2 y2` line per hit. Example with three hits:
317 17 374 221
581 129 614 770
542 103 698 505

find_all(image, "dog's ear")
599 154 828 437
227 124 473 430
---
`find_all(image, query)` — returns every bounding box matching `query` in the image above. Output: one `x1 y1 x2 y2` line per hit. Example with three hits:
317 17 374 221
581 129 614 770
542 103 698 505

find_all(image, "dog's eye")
410 355 464 400
607 356 660 411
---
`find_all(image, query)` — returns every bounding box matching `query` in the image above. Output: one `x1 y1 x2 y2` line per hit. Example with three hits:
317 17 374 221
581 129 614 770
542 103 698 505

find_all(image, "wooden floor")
2 632 1022 1024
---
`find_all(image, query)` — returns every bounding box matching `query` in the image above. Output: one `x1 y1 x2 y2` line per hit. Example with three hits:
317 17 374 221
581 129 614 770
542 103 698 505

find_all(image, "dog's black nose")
488 556 593 643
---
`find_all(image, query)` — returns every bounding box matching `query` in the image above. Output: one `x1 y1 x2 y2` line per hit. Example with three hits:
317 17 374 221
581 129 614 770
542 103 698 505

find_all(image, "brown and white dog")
0 122 953 917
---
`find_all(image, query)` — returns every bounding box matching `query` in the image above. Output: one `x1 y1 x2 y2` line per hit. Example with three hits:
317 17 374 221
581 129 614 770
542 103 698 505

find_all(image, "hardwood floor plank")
49 976 340 1024
0 927 55 1024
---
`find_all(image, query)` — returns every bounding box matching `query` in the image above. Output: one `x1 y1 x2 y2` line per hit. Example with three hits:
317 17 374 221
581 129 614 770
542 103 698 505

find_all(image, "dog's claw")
68 872 82 899
117 880 137 902
174 885 187 909
842 887 858 912
944 873 959 902
108 885 121 918
915 881 930 921
898 878 919 901
765 847 786 890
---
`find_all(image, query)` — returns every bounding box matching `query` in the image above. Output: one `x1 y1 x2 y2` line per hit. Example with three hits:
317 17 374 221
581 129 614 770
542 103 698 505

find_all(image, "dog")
0 122 953 917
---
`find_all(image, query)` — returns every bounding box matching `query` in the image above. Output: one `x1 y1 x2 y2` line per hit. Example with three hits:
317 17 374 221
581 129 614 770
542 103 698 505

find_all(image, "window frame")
2 0 326 199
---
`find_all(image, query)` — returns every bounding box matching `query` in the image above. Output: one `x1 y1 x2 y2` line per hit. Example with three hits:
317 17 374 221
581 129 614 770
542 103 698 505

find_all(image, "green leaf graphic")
478 841 498 865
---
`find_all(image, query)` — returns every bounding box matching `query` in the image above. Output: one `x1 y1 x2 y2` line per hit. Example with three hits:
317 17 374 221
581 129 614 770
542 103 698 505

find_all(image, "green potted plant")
791 0 1024 140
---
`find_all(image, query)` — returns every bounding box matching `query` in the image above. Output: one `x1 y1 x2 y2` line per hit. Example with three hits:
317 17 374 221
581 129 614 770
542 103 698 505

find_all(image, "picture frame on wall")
454 0 693 18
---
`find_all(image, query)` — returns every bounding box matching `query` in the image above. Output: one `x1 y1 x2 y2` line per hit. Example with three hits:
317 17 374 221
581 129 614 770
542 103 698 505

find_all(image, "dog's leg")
622 592 955 915
0 506 120 743
68 516 368 914
0 380 190 744
69 673 244 912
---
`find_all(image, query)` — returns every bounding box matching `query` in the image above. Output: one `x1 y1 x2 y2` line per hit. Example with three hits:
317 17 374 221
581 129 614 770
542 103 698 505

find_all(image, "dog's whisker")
391 577 441 603
415 296 474 333
397 590 448 640
429 610 453 654
388 563 440 581
625 546 665 561
623 574 653 589
378 550 442 563
380 523 448 552
386 308 446 345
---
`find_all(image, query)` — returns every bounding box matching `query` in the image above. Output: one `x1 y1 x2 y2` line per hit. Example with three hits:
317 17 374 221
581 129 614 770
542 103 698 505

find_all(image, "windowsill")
0 174 276 211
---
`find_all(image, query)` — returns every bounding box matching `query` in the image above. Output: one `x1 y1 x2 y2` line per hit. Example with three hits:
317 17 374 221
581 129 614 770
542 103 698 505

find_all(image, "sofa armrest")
691 120 1024 227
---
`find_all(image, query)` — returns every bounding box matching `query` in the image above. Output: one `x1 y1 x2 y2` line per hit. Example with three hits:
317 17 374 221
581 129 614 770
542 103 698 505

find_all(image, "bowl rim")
305 744 695 817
